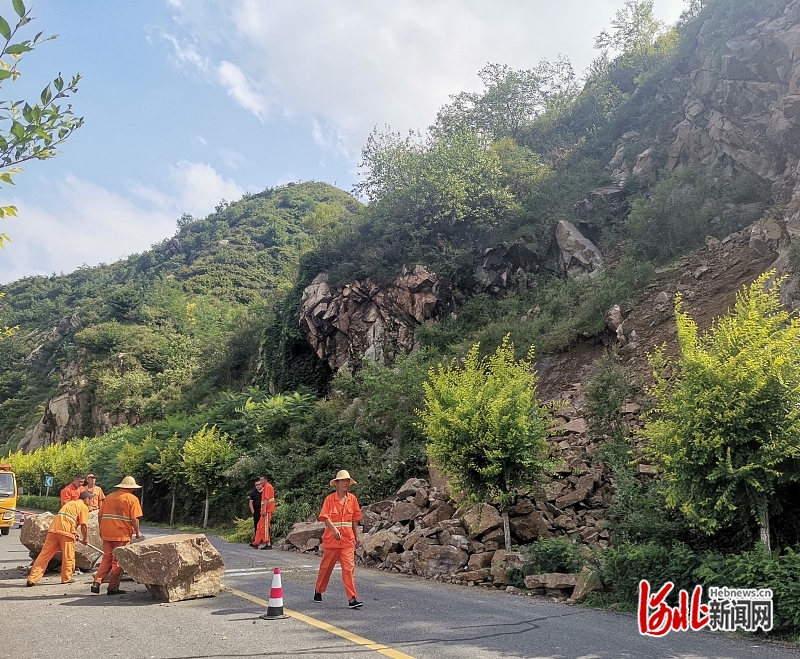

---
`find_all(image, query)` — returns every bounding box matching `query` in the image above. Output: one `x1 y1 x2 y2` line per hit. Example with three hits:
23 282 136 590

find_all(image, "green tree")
148 433 184 526
116 434 157 510
645 273 800 550
418 335 553 549
594 0 665 57
181 424 235 528
0 0 82 240
434 59 578 142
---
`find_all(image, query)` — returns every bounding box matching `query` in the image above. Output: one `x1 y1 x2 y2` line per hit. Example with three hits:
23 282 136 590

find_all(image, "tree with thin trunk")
645 272 800 550
181 425 235 529
418 335 553 550
148 434 184 527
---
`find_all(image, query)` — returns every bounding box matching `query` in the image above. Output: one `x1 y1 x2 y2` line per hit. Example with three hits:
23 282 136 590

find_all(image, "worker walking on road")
314 469 363 608
27 490 92 586
82 473 105 512
253 475 276 550
60 473 84 505
90 476 145 596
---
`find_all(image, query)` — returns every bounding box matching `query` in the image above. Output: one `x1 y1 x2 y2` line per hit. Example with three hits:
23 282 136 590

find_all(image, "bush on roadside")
18 495 61 513
520 537 586 575
224 517 255 544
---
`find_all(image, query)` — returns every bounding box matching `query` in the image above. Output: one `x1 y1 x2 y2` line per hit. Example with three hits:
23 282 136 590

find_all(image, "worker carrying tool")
314 469 363 609
252 475 276 550
27 490 92 586
90 476 144 596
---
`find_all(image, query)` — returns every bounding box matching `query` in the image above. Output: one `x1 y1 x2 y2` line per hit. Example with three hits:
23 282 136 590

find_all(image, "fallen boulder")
113 533 224 602
413 544 468 577
284 521 325 551
20 511 102 570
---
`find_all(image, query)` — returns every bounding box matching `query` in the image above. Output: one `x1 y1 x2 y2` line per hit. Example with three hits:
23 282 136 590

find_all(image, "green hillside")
2 0 791 572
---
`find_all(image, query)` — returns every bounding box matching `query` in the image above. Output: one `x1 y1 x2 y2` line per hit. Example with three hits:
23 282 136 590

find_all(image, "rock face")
19 357 140 452
20 511 103 570
300 266 445 371
475 240 543 293
113 534 224 602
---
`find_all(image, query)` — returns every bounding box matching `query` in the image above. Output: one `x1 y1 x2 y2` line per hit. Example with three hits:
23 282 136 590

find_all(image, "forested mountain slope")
4 0 800 543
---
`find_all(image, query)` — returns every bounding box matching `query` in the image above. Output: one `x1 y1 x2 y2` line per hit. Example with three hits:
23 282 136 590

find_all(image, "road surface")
0 522 797 659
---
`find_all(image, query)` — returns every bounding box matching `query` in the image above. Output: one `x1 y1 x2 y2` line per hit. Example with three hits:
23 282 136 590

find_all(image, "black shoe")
348 598 363 609
107 589 127 596
250 543 260 548
263 544 273 550
313 591 322 603
26 581 34 587
90 583 100 594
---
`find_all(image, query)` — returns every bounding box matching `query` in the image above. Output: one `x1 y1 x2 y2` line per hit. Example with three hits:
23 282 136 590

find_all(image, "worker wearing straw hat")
90 476 145 596
314 469 363 608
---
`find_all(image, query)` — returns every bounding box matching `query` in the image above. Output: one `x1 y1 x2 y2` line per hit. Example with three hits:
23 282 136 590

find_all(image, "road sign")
44 476 54 487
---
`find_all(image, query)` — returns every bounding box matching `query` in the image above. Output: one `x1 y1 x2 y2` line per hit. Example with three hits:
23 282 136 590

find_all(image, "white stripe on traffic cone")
260 567 289 620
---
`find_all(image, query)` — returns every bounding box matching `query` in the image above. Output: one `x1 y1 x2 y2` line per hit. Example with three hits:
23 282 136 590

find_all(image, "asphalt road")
0 522 798 659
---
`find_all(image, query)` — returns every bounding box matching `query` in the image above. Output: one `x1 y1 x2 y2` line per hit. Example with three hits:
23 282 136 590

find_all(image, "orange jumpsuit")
82 485 105 512
254 482 276 545
28 500 89 584
93 489 143 591
60 483 82 505
315 492 362 601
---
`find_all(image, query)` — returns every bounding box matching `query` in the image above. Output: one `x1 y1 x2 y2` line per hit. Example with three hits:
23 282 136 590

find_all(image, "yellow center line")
223 585 418 659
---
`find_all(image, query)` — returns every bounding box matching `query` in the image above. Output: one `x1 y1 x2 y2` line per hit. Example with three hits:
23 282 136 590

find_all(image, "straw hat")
115 476 142 489
329 470 356 487
86 473 96 479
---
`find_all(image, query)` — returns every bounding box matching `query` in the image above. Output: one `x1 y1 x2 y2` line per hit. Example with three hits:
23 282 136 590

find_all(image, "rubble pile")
285 403 631 594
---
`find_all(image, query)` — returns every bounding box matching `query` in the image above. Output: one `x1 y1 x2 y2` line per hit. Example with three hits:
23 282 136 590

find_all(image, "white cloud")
164 0 686 157
0 162 246 283
130 160 246 218
0 177 176 282
217 60 268 120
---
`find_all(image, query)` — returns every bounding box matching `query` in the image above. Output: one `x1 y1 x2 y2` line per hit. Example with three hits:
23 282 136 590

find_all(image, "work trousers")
315 544 357 601
254 512 272 545
93 539 128 591
28 533 75 584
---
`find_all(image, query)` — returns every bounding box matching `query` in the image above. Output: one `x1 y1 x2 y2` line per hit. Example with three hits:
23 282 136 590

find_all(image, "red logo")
638 580 709 636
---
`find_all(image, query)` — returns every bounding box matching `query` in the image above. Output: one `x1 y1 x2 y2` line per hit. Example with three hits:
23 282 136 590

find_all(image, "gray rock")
413 545 468 577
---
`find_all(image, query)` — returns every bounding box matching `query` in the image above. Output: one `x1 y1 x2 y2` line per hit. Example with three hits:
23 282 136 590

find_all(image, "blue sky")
0 0 684 283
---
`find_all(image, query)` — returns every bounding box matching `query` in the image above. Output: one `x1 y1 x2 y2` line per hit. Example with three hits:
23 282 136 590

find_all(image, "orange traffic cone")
260 567 289 620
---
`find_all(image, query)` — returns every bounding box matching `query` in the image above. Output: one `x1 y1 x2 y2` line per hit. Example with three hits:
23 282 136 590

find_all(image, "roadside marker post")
260 567 289 620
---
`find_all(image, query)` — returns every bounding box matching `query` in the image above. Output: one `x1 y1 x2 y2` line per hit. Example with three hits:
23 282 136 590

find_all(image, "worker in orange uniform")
82 473 105 512
314 469 363 608
60 473 85 505
253 475 276 549
27 490 92 586
90 476 144 596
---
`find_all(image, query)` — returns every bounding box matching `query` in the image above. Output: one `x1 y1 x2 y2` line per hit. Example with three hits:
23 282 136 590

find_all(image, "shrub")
270 498 313 540
520 537 585 574
224 517 255 544
583 351 638 436
18 495 61 513
600 541 702 606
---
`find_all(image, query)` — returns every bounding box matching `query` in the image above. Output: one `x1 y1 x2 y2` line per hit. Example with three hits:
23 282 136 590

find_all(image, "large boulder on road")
113 533 224 602
21 511 103 570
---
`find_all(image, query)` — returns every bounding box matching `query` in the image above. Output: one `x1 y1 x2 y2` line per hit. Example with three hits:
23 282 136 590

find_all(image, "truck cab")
0 463 17 535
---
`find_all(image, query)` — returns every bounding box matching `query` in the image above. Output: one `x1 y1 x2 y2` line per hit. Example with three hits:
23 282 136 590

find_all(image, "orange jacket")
98 490 143 541
82 485 105 512
318 492 361 548
60 483 82 505
49 500 89 539
260 482 276 515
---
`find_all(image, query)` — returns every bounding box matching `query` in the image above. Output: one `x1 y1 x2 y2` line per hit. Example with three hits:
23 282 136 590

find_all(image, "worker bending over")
27 490 92 586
